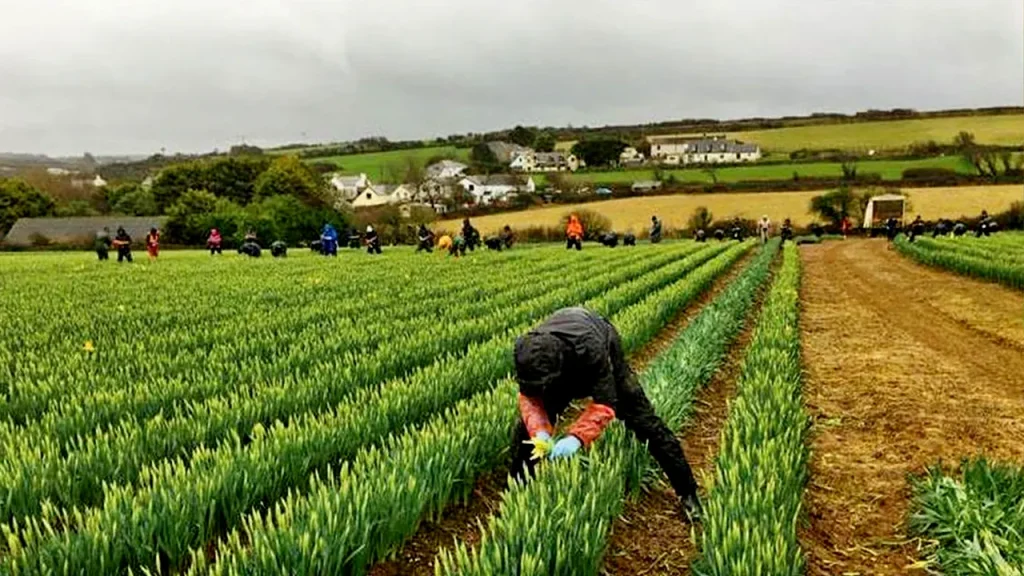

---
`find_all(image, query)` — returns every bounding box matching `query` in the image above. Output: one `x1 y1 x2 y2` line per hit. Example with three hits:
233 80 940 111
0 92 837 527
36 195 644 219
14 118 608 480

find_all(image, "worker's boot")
681 494 702 523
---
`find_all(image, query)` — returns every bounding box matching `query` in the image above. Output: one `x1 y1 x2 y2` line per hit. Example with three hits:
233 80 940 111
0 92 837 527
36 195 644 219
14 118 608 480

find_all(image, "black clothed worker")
730 219 744 241
909 215 926 242
649 216 663 244
112 227 133 263
953 221 968 237
364 225 382 254
485 236 504 251
694 228 707 243
933 219 950 238
884 217 900 242
511 307 701 519
599 232 619 247
500 225 515 249
462 219 481 252
976 210 995 237
416 224 435 253
780 219 794 244
95 227 112 261
713 229 725 241
271 241 287 258
623 233 636 246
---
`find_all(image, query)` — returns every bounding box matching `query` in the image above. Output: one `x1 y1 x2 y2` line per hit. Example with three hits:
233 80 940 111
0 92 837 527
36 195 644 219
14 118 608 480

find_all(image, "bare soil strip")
799 239 1024 575
369 246 755 576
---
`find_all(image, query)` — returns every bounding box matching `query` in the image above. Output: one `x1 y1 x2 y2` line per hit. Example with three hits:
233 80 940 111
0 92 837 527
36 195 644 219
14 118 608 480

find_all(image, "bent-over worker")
511 307 701 519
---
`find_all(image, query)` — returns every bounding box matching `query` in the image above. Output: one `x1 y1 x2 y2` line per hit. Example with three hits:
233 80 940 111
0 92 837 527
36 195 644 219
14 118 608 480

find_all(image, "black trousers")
509 331 699 502
96 248 108 261
566 237 582 251
117 248 132 263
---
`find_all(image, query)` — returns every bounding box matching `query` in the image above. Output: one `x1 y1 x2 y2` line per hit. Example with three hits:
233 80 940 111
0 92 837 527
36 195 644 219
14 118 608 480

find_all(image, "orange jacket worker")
565 214 584 251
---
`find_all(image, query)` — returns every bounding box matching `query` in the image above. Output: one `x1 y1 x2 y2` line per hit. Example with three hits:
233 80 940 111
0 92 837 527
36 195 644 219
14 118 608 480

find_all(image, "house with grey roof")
509 150 580 172
457 174 536 205
329 172 371 201
425 159 468 179
648 135 761 165
486 141 533 164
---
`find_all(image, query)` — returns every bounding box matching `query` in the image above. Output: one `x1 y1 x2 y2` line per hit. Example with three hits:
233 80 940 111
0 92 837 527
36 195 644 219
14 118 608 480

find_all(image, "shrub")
901 167 960 184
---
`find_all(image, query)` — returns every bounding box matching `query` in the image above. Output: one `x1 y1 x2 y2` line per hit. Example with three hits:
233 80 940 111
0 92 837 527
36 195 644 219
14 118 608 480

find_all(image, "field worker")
933 219 950 238
713 228 725 241
207 228 223 255
239 229 262 257
112 227 133 263
841 216 852 239
976 210 995 237
599 231 619 248
450 234 467 257
417 224 435 253
909 215 926 242
485 236 504 251
757 215 771 244
730 218 744 241
953 221 968 237
566 214 584 251
884 217 900 244
271 240 288 258
781 219 794 243
650 216 663 244
623 232 636 246
368 223 385 252
694 228 707 243
320 224 339 256
501 225 515 249
95 227 111 261
437 234 453 252
145 227 160 261
462 219 481 252
511 307 702 519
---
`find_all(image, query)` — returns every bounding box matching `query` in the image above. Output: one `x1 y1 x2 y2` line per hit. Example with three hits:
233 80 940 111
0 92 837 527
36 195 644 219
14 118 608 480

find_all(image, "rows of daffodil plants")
895 232 1024 290
693 243 806 575
0 247 609 430
186 240 755 575
0 244 714 523
0 240 748 574
909 458 1024 575
435 239 779 576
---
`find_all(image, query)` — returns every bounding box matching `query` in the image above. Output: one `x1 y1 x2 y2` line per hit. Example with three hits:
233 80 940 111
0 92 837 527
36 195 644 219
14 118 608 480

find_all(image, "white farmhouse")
619 146 645 165
329 173 371 201
649 135 761 165
350 183 416 209
457 175 536 205
510 151 579 173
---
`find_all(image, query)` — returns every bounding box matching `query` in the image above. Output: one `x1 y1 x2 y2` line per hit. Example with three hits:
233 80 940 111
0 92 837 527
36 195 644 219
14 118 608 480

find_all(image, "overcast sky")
1 0 1021 156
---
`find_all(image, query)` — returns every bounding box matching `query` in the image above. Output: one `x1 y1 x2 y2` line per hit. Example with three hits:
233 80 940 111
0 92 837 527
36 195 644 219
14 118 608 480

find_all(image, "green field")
313 146 471 181
558 114 1024 153
534 155 976 187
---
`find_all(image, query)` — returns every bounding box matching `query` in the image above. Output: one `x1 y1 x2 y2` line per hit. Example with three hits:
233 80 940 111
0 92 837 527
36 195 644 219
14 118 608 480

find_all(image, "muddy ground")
799 239 1024 575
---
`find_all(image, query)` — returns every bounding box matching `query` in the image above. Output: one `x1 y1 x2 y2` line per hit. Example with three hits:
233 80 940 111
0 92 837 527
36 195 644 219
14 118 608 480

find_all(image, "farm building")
350 184 417 208
3 216 167 247
458 174 536 205
631 180 663 193
486 141 533 164
329 173 371 201
649 135 761 165
509 151 580 173
425 160 468 180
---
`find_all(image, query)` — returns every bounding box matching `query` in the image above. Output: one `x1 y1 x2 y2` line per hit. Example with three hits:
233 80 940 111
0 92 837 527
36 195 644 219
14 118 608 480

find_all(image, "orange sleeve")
568 402 616 446
518 394 554 438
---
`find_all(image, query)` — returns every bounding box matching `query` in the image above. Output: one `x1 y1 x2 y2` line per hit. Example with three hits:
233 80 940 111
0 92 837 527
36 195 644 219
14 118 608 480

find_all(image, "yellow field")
439 185 1023 234
556 114 1024 153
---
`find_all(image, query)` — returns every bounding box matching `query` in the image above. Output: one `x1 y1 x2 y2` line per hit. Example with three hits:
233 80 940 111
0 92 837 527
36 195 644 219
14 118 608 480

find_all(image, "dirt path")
601 248 776 576
370 248 755 576
800 239 1024 575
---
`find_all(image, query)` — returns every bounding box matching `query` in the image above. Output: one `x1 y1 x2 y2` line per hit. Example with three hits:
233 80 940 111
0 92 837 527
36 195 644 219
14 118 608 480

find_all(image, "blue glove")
549 435 582 459
534 431 551 441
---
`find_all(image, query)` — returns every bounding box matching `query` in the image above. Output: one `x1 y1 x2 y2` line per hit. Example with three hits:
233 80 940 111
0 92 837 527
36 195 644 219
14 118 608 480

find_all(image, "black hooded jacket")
514 307 619 407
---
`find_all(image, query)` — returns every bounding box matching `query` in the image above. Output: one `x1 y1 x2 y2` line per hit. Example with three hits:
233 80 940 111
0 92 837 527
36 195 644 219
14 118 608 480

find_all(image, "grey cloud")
0 0 1020 156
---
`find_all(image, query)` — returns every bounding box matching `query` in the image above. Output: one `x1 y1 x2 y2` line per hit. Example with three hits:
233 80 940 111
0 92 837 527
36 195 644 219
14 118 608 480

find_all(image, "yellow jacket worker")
437 234 453 251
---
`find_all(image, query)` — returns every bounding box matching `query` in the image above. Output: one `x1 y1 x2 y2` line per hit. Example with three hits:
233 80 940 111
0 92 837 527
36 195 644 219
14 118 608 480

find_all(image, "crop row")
0 243 748 574
909 458 1024 575
0 243 713 524
0 249 616 428
895 235 1024 290
693 242 806 576
186 241 756 575
0 245 652 457
437 239 779 576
